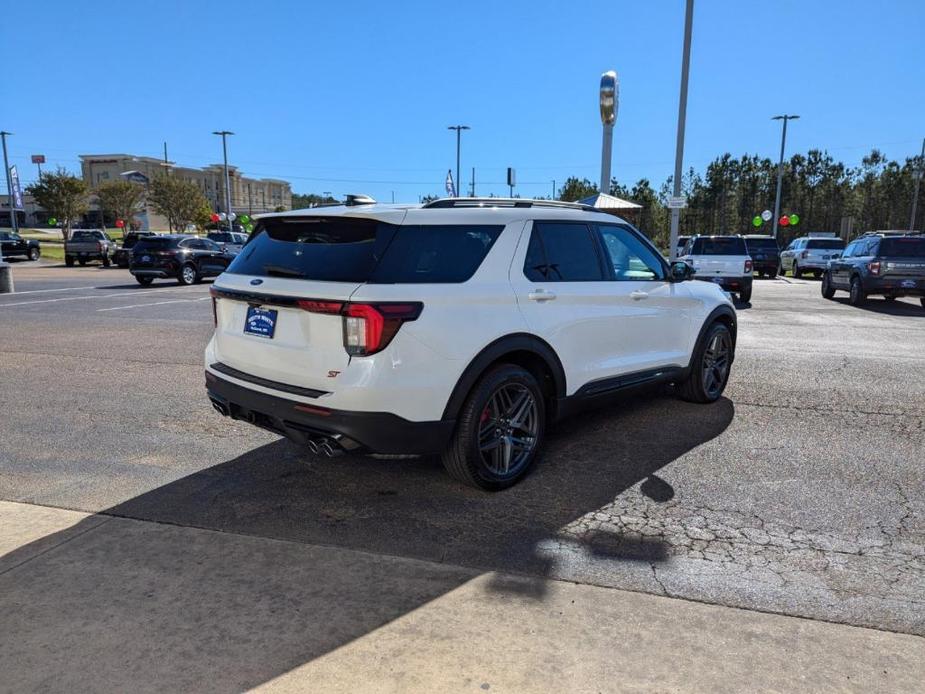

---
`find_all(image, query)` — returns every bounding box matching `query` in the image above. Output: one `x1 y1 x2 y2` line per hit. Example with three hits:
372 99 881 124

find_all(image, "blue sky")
5 0 924 201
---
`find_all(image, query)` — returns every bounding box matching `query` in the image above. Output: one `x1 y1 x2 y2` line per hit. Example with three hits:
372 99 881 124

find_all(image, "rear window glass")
134 237 181 251
71 231 100 240
208 233 234 243
878 238 925 257
692 237 747 255
226 217 503 283
806 238 844 249
744 238 779 251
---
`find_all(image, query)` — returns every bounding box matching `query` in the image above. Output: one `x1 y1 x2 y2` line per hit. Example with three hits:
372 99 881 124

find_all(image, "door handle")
528 289 556 302
630 290 649 300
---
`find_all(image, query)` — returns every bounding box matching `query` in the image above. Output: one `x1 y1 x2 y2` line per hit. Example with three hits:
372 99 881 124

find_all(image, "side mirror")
830 252 841 259
669 260 694 282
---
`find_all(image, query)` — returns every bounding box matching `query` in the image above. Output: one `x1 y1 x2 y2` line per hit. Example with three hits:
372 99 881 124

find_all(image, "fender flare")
441 333 567 421
688 305 738 370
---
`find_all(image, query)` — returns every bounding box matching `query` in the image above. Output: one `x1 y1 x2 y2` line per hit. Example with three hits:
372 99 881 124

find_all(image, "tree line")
558 147 924 248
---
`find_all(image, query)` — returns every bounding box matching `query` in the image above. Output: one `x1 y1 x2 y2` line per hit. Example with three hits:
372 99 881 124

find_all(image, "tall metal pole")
447 125 469 197
909 137 925 232
163 142 169 172
771 114 799 240
552 179 556 200
1 131 17 242
668 0 693 261
213 131 234 231
599 71 618 195
471 167 475 197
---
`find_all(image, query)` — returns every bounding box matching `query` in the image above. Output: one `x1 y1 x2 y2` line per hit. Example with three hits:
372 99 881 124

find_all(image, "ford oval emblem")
250 279 263 286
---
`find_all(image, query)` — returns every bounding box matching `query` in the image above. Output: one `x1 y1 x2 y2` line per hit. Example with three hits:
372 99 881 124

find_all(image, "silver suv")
780 235 845 278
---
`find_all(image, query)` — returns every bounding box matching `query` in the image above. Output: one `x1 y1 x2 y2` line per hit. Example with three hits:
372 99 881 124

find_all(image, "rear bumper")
863 277 925 296
131 269 173 278
205 370 455 455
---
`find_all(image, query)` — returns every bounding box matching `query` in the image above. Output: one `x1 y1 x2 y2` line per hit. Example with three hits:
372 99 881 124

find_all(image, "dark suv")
742 235 780 278
822 233 925 307
113 231 156 268
130 234 234 286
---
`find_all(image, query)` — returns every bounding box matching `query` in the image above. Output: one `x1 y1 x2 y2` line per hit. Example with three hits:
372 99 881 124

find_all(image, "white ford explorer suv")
678 235 753 303
205 197 737 490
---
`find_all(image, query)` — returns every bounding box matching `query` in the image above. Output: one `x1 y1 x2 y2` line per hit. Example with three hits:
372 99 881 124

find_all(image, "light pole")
599 71 618 195
447 125 469 198
552 180 556 200
771 115 799 239
668 0 693 261
212 130 234 231
0 130 13 285
909 137 925 232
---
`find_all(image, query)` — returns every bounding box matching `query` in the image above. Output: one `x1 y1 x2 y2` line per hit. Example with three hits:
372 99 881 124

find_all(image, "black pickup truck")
742 235 780 278
0 231 41 261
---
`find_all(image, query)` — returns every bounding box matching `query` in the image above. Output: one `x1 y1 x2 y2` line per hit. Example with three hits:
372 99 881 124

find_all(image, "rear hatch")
744 237 779 264
131 237 179 268
210 212 405 393
689 237 749 277
803 238 844 264
878 237 925 281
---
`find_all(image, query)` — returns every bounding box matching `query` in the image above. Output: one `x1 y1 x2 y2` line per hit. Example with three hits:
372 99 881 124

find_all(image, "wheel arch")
441 333 566 422
687 305 737 370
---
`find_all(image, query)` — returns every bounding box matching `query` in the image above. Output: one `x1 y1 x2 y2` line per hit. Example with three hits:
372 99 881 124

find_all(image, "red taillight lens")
343 302 423 356
744 259 753 273
211 298 218 326
868 261 881 275
297 300 343 314
98 241 104 252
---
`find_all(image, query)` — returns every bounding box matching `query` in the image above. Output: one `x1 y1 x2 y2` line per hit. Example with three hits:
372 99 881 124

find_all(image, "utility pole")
909 137 925 232
668 0 694 261
470 167 475 197
212 130 234 231
163 142 169 172
771 114 799 240
552 179 556 200
248 183 253 218
447 125 470 198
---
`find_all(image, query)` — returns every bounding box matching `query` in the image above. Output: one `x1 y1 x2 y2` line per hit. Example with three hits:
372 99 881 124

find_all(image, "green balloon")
48 217 57 225
752 215 762 227
789 213 800 226
240 215 250 223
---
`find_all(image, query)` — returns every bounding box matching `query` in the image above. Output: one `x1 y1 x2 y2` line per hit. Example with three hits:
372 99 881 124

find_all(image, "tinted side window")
523 222 604 282
595 225 665 280
843 241 859 257
369 225 503 284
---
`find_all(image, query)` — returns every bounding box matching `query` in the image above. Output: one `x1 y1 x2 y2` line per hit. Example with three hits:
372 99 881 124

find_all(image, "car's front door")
831 241 857 287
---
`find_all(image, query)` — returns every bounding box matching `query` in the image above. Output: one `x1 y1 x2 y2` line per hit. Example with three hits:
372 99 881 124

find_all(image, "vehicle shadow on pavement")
0 392 733 691
831 297 925 317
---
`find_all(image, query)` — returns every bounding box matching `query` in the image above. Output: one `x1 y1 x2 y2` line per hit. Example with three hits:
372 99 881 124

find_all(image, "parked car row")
130 234 237 286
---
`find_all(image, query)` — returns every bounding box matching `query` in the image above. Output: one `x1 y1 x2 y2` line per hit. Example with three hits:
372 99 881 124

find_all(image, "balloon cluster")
779 214 800 227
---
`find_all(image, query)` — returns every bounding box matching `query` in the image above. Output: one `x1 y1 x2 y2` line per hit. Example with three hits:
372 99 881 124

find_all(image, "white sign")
761 209 772 221
667 196 687 209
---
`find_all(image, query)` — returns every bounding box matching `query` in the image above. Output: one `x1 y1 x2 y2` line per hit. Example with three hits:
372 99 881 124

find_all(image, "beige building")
79 154 292 230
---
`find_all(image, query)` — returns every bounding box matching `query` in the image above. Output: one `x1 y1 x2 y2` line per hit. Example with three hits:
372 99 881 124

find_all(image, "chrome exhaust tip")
210 400 229 417
306 439 320 455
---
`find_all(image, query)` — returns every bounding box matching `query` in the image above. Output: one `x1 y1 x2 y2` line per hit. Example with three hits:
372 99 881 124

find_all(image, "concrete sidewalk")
1 500 922 693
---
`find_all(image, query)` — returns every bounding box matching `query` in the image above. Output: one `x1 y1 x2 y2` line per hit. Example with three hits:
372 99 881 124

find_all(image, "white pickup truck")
678 235 753 303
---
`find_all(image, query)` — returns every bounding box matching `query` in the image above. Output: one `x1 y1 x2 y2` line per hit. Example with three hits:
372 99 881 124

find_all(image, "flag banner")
10 166 23 210
445 169 456 197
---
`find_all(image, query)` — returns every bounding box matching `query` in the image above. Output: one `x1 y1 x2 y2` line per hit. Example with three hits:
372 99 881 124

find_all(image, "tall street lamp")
909 137 925 232
212 130 234 230
771 115 799 239
599 71 618 195
447 125 470 197
0 131 14 264
668 0 693 261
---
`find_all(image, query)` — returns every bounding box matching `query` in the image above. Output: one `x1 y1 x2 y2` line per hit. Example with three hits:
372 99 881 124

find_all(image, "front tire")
102 255 111 268
28 247 40 261
178 263 198 286
441 364 545 490
821 272 836 299
849 276 865 306
677 322 734 404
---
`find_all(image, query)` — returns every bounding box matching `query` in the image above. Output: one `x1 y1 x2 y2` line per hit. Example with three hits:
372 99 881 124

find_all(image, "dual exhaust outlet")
307 435 344 458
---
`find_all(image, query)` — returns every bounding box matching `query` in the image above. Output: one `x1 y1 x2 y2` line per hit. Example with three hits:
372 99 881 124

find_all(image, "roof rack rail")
421 197 604 213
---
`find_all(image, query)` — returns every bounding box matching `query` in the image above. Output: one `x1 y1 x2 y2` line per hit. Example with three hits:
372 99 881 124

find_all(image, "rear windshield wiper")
263 265 305 279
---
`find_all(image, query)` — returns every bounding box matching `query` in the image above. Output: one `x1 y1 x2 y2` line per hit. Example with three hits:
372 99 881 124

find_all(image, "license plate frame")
244 306 278 339
711 277 724 284
901 279 916 289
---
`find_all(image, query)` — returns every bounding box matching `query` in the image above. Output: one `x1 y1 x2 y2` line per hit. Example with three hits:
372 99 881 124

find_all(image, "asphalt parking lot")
1 260 923 637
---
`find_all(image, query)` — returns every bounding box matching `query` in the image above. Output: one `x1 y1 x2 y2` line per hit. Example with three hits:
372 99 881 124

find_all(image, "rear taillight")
744 259 753 273
97 241 104 252
299 301 423 356
208 287 219 326
868 261 881 276
801 250 809 259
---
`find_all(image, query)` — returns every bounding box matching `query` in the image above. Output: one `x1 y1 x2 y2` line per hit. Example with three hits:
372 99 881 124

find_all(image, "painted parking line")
0 287 208 308
4 286 106 295
97 297 212 312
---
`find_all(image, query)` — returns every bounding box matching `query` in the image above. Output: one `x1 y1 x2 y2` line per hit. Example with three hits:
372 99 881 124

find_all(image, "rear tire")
738 285 752 303
102 255 111 268
920 298 925 309
821 272 836 299
178 263 197 286
883 295 896 302
677 322 734 404
793 262 802 279
28 247 40 261
441 364 545 491
65 255 75 267
135 275 154 286
78 257 87 267
849 276 865 306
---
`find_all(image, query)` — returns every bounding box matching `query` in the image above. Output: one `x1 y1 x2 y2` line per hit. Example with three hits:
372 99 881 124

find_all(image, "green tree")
558 177 598 202
148 176 212 232
291 192 338 208
25 169 89 240
96 180 145 233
